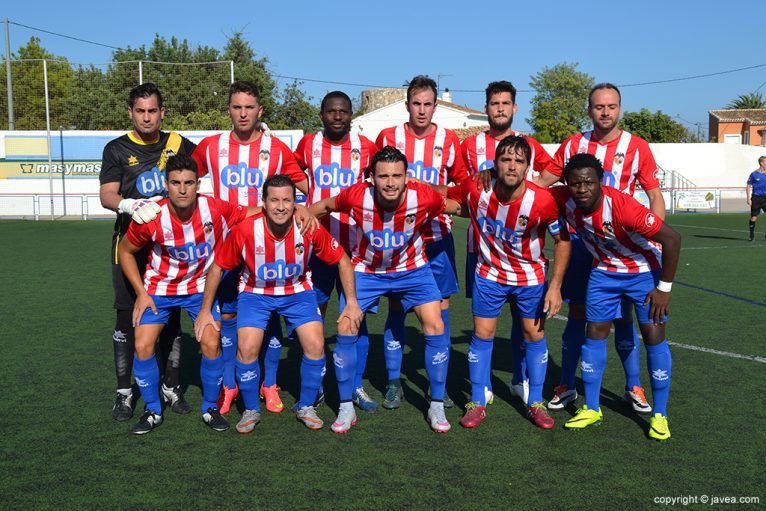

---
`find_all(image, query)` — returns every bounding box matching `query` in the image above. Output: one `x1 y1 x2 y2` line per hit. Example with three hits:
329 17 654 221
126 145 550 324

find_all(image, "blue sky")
4 1 765 138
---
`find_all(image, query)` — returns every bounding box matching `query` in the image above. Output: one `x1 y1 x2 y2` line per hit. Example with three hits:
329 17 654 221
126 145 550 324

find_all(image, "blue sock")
615 321 641 390
646 341 672 416
468 335 493 404
297 355 326 409
200 354 224 413
510 312 527 385
220 318 237 389
235 359 260 411
133 354 161 414
581 337 607 411
334 335 357 402
353 321 369 389
424 333 450 401
524 337 549 406
384 308 406 381
560 318 586 388
262 316 282 387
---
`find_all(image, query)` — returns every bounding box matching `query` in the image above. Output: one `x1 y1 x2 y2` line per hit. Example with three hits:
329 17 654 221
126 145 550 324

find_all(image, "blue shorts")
464 251 477 299
425 233 459 298
561 235 592 304
218 266 241 314
139 294 221 325
237 291 322 336
586 269 665 324
309 254 341 306
472 274 546 319
340 265 442 314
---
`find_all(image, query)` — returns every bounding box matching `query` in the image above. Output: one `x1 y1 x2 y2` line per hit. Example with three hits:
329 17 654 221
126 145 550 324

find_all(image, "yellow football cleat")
564 405 603 429
648 413 671 441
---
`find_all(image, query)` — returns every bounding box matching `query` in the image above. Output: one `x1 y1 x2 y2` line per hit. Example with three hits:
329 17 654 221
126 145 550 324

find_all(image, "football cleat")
459 401 487 429
161 384 191 415
648 413 671 441
131 410 162 435
236 409 261 434
548 384 578 410
509 379 529 405
216 384 239 415
112 391 133 422
625 386 652 414
527 402 555 429
484 386 494 405
352 387 379 412
295 405 324 430
427 390 455 408
382 383 404 410
260 383 284 414
331 407 357 434
202 407 229 432
427 405 451 433
564 405 603 430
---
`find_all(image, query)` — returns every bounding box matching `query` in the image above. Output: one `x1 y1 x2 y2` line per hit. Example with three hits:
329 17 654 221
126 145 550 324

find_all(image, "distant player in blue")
746 156 766 241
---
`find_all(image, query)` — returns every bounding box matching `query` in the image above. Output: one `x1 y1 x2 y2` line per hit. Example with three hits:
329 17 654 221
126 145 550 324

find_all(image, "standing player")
547 83 666 414
100 83 196 422
448 136 570 429
746 156 766 241
294 91 379 411
195 175 364 434
554 154 680 440
375 75 469 409
117 155 251 434
192 80 310 416
461 80 559 405
310 146 463 432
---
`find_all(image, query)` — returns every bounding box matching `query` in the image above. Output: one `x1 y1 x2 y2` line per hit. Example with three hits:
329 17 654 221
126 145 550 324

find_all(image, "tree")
527 63 594 143
619 109 698 143
268 81 321 133
726 92 765 109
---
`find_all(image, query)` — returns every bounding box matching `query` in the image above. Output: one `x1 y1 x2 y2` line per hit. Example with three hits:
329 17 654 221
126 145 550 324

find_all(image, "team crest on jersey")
219 147 228 157
255 245 266 255
127 155 139 166
295 242 305 255
363 212 374 222
203 221 214 235
351 148 361 161
405 214 416 225
645 213 657 228
518 214 529 227
259 149 270 161
614 152 625 165
603 221 614 236
434 146 443 158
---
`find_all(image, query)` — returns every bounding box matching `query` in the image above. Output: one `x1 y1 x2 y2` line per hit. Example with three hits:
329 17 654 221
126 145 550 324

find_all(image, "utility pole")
4 17 15 130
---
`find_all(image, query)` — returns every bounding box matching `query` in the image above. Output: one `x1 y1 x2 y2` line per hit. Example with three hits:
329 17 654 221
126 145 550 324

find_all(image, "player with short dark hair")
310 146 463 433
553 153 680 441
99 83 197 422
294 91 379 411
746 156 766 241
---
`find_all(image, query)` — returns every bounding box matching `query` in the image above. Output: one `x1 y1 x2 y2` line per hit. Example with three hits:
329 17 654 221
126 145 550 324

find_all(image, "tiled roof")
452 125 489 141
709 109 766 124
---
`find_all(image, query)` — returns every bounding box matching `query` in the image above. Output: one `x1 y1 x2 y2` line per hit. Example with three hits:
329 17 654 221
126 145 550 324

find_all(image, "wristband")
656 280 672 292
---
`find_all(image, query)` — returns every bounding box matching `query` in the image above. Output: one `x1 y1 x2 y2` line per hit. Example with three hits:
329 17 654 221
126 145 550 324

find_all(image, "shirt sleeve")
460 138 475 175
618 192 663 238
214 197 247 227
420 183 446 218
191 141 209 178
311 227 345 266
215 224 244 271
99 142 123 185
334 185 354 214
550 140 568 179
538 190 561 235
180 136 197 157
634 139 661 191
375 129 391 150
125 219 153 248
527 137 557 176
293 136 310 170
277 142 308 183
445 131 470 186
747 172 755 185
446 176 472 206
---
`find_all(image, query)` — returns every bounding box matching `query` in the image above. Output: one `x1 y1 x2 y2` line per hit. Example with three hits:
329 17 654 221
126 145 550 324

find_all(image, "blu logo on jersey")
221 162 265 188
478 160 494 172
314 163 356 189
137 167 166 196
407 161 439 184
477 216 518 245
602 171 618 188
167 241 212 262
257 259 302 281
366 229 409 250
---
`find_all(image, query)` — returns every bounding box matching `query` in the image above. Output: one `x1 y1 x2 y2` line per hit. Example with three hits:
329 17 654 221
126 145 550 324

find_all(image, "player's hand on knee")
119 196 162 224
132 293 157 327
338 302 363 335
544 289 563 319
194 310 219 341
644 289 670 325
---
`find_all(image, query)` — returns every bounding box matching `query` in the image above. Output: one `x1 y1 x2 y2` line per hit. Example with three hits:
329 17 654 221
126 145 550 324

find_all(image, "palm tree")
726 92 765 109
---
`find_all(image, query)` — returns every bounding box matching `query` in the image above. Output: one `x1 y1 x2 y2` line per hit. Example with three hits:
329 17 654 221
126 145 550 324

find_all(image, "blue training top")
747 170 766 196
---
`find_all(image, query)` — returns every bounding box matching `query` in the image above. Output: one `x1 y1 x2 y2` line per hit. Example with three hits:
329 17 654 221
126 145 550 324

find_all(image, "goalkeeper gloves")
118 196 162 224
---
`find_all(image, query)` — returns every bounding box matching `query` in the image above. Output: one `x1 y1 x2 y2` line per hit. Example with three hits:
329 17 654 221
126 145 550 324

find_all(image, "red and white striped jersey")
294 131 377 252
192 132 307 207
449 179 560 286
552 130 660 194
126 196 246 296
551 186 662 274
215 212 344 295
334 181 445 274
460 131 555 254
376 123 468 242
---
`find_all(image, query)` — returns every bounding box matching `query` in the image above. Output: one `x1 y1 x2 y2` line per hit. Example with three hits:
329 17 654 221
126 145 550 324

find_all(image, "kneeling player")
554 154 681 440
118 155 252 434
449 136 570 429
196 175 363 434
